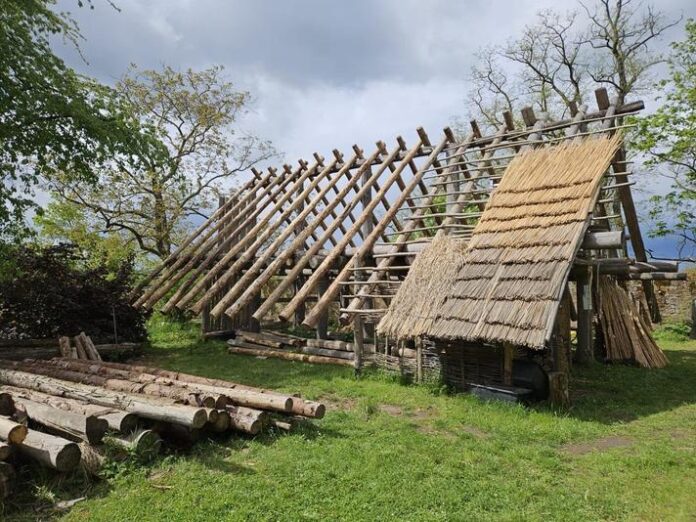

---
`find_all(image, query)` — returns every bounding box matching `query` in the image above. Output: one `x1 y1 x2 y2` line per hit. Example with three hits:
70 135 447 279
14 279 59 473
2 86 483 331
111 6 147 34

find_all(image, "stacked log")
228 330 375 367
0 357 326 476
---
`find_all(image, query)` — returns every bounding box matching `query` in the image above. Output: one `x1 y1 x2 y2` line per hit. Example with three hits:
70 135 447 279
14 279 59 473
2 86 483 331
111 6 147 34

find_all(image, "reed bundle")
425 135 622 348
598 277 668 368
377 236 468 339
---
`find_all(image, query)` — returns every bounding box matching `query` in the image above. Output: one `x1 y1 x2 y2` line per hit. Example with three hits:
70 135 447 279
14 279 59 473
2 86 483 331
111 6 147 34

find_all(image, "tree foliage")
465 0 680 130
0 0 163 238
51 65 276 260
0 243 148 341
633 20 696 257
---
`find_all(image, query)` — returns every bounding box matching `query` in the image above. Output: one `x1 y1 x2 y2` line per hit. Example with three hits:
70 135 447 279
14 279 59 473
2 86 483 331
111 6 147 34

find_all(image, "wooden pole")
576 265 595 364
0 368 208 429
502 343 514 386
18 429 82 471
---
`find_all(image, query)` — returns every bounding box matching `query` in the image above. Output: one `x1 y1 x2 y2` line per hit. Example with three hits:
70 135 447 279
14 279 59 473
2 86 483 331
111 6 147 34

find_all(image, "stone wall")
629 270 696 323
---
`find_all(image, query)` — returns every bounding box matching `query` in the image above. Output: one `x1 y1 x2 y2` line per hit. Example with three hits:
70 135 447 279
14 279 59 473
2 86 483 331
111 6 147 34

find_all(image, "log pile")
598 277 669 368
58 332 102 361
228 330 373 367
0 357 326 490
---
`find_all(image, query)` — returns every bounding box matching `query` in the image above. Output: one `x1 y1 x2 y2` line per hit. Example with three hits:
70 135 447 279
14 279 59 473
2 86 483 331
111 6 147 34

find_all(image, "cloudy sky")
53 0 694 258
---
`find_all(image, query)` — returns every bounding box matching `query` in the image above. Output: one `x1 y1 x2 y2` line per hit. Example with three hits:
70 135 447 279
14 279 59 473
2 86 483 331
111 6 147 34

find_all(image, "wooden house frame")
134 88 682 400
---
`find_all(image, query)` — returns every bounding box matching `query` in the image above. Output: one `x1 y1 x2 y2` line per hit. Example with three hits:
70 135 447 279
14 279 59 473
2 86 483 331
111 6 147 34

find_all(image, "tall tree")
633 20 696 258
51 65 276 260
0 0 162 238
465 0 680 130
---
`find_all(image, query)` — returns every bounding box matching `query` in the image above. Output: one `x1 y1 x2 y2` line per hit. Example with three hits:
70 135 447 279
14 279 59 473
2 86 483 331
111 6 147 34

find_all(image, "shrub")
0 243 148 341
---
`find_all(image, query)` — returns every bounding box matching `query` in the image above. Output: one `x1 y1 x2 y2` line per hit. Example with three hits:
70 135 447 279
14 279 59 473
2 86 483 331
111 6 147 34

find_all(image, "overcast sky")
52 0 695 258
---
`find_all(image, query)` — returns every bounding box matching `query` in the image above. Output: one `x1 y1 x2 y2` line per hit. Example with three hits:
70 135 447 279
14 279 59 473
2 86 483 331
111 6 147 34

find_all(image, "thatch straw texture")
377 236 468 338
424 135 622 349
598 276 668 368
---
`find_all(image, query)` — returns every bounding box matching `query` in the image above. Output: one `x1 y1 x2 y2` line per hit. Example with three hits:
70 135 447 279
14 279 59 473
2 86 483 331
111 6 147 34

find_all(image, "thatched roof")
381 135 622 349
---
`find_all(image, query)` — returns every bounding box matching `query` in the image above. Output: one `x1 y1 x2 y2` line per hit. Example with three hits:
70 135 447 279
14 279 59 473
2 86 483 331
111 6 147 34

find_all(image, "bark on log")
58 337 72 358
0 368 208 429
300 346 354 360
105 429 161 458
80 333 102 361
18 428 81 471
0 416 28 444
12 398 108 444
306 339 351 351
226 405 266 434
68 359 323 419
1 359 217 409
0 385 137 434
73 335 88 360
235 331 285 349
0 343 142 362
208 410 231 433
56 359 295 414
0 392 14 415
228 345 354 367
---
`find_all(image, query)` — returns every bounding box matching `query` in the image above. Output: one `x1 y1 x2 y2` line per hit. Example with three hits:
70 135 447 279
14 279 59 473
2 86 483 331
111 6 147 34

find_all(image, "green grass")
4 318 696 521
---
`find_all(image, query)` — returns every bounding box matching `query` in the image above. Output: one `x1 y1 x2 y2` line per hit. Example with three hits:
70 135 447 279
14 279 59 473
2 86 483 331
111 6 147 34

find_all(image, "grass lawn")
5 317 696 521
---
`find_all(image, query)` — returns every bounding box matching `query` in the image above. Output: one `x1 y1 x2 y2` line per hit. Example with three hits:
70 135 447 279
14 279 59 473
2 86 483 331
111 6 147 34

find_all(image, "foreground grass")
6 318 696 521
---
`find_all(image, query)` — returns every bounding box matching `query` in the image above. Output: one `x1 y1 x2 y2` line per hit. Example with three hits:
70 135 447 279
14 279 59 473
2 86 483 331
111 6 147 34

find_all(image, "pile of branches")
0 244 147 342
0 357 325 494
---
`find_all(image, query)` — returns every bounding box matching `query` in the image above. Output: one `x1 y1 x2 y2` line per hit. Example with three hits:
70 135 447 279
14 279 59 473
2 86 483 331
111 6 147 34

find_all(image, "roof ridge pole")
297 128 453 329
189 157 334 316
209 150 362 318
155 166 300 312
134 168 281 309
251 143 402 322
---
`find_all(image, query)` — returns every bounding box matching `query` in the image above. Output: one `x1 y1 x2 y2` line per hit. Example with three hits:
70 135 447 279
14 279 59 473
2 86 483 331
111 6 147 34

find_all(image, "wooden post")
360 165 376 342
576 266 594 364
316 276 330 340
502 343 514 386
353 315 365 376
549 288 571 408
416 338 423 383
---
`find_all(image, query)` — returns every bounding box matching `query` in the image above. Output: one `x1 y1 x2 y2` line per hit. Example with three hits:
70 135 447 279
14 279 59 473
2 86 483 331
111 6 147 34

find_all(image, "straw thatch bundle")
377 235 468 339
598 276 668 368
421 135 623 349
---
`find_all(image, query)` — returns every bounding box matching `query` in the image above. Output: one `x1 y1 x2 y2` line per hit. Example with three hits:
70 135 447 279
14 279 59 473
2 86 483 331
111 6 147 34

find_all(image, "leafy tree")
0 0 163 238
465 0 680 130
51 65 276 259
34 198 137 274
633 20 696 258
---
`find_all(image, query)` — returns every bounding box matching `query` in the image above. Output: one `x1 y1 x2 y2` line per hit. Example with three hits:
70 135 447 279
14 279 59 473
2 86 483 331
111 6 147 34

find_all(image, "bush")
0 243 148 341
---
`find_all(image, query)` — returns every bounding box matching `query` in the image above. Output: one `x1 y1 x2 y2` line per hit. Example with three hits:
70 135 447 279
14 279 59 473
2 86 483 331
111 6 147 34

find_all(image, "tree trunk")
17 429 81 471
1 385 137 434
0 417 28 444
12 397 108 444
0 359 218 409
0 368 208 429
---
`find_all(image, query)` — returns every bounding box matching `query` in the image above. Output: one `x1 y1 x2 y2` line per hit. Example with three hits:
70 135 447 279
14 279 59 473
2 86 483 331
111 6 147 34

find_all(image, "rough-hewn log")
18 428 81 471
106 429 161 458
80 333 102 361
0 416 28 444
13 397 108 444
208 410 231 433
235 331 285 349
0 392 14 415
50 358 290 414
2 359 219 409
226 405 266 435
0 342 142 362
1 385 137 434
300 346 354 360
306 339 351 351
229 345 354 367
60 359 296 414
582 230 625 250
73 359 323 419
0 368 208 429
